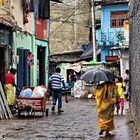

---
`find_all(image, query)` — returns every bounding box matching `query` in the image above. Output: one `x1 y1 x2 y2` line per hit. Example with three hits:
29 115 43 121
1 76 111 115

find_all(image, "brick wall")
129 0 140 138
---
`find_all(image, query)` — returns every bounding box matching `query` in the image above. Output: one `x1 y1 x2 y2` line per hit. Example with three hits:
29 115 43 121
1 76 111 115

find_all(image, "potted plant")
116 31 125 46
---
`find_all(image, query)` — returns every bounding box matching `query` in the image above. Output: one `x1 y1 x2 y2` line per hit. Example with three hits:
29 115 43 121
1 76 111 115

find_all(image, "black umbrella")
80 68 115 83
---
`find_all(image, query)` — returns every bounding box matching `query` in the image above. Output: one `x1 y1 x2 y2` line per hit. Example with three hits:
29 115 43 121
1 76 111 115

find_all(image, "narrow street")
0 97 134 140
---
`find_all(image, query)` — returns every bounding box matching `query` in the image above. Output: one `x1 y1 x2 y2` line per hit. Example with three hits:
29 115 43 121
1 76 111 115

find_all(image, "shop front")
0 25 13 84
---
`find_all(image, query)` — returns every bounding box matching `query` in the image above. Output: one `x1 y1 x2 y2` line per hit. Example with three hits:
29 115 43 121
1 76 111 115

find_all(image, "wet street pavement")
0 97 134 140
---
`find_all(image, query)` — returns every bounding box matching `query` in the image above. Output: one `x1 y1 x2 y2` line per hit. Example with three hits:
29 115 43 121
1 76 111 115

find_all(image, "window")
110 10 128 28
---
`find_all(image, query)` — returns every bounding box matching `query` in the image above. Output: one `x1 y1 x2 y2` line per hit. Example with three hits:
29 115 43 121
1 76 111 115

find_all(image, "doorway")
0 46 6 84
37 46 46 85
17 48 30 88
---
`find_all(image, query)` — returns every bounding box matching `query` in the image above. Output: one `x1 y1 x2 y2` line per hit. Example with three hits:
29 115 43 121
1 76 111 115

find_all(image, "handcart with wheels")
16 87 48 117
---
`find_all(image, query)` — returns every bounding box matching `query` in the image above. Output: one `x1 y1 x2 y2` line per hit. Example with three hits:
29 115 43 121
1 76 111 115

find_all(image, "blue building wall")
101 46 110 62
97 3 128 62
101 4 128 31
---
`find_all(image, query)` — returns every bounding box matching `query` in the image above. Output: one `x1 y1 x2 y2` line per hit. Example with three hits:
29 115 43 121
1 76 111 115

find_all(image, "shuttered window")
110 10 128 28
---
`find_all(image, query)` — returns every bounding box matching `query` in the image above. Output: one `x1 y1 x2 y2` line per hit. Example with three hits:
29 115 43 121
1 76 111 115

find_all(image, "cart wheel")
45 108 49 117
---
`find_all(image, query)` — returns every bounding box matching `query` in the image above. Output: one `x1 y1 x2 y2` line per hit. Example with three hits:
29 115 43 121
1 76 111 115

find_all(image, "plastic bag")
32 86 47 97
19 88 32 98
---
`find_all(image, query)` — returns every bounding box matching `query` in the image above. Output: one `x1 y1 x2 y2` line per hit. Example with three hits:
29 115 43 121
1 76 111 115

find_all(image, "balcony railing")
96 30 129 46
105 56 120 62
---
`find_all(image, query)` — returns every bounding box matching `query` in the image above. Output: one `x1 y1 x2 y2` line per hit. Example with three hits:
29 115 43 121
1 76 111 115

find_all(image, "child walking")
116 77 125 115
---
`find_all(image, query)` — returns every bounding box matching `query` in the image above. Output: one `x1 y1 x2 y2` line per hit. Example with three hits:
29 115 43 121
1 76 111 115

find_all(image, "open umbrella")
80 68 115 83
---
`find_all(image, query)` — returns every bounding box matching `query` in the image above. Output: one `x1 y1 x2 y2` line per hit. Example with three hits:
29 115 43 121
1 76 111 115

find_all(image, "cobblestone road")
0 97 134 140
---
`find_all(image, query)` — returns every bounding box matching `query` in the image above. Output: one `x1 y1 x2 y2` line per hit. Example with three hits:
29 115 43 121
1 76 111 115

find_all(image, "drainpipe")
47 19 50 87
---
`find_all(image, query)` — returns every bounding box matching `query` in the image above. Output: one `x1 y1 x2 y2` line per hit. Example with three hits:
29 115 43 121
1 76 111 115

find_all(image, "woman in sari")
4 68 17 110
94 81 119 136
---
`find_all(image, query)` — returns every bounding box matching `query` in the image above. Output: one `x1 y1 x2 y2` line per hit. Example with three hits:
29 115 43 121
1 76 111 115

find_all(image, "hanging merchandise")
22 0 30 24
39 0 50 19
27 53 34 65
29 0 34 12
33 0 39 16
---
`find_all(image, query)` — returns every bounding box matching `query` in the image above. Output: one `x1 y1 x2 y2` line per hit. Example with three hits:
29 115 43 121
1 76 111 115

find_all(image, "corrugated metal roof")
49 50 91 63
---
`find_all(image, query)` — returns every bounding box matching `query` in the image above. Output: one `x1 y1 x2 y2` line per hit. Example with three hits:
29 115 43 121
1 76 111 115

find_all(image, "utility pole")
74 0 77 50
91 0 96 61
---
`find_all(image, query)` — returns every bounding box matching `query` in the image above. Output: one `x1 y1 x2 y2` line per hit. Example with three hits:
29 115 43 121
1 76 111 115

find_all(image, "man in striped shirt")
49 67 66 112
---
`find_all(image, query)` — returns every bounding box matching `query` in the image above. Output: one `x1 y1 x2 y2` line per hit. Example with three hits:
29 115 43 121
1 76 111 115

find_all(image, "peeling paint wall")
11 0 35 34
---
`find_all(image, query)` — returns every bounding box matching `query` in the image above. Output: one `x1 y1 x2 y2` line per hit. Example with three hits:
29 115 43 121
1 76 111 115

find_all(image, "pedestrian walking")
69 70 77 88
49 67 66 113
124 69 129 101
116 77 125 115
4 68 17 111
93 81 119 136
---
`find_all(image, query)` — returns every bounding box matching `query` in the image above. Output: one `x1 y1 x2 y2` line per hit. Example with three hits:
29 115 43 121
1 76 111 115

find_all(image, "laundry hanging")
29 0 34 12
22 0 30 24
39 0 50 19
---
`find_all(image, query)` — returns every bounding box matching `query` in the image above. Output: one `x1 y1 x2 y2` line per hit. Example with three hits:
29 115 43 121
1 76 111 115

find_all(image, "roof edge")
101 1 129 6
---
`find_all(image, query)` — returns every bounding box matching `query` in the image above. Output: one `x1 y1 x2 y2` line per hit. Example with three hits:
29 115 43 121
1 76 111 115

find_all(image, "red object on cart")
16 96 46 117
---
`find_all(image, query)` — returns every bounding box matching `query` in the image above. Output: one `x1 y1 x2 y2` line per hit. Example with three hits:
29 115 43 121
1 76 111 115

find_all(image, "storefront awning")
80 45 102 59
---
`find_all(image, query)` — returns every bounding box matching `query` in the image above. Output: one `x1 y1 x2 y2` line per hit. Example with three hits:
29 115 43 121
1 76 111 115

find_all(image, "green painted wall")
13 31 49 87
13 31 36 86
57 63 70 81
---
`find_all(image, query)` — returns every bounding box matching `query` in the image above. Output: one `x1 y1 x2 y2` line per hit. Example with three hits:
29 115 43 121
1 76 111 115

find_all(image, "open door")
0 46 6 84
37 46 46 85
17 48 30 88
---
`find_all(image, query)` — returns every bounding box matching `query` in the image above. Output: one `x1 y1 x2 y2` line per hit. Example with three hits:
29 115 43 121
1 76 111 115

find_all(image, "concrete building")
129 0 140 138
0 0 50 87
49 0 91 54
96 0 129 77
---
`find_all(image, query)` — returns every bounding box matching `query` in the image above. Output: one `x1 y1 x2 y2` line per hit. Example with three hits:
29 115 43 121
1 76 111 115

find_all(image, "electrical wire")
49 0 86 36
50 0 96 22
51 8 101 21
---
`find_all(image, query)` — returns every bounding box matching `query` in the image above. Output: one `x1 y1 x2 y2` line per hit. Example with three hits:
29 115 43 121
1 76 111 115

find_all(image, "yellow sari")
94 83 119 132
4 84 16 106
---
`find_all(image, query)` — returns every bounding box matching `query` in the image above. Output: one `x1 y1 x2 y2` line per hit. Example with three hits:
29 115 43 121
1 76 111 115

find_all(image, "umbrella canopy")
80 68 115 83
